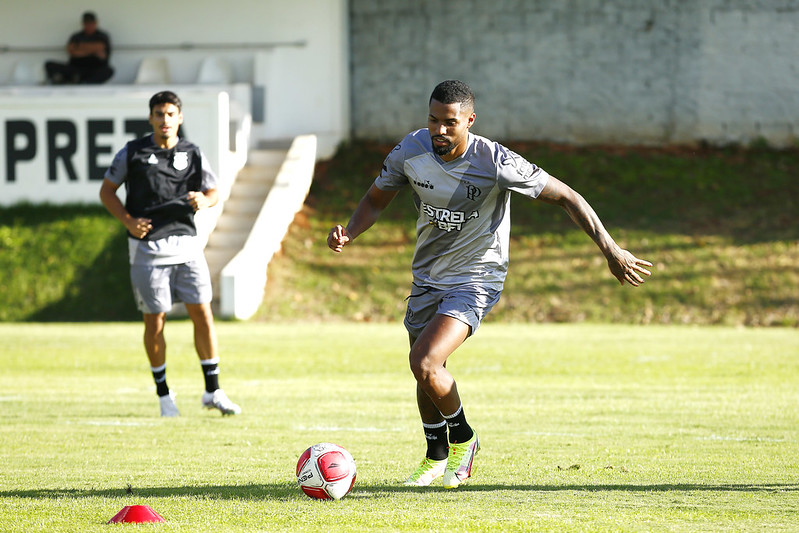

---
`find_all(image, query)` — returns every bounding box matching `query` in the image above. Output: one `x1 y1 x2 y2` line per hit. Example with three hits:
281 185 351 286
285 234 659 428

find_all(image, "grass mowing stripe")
0 322 797 532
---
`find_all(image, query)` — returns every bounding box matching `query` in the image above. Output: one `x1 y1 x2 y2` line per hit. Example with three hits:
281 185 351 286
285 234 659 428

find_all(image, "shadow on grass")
28 230 139 322
3 482 797 501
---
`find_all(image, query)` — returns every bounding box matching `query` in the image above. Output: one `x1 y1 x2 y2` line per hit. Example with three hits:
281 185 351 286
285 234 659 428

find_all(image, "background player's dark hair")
149 91 182 113
430 80 475 111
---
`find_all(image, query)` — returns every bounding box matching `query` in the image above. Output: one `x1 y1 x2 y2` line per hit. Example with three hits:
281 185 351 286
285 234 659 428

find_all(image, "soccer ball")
296 442 357 500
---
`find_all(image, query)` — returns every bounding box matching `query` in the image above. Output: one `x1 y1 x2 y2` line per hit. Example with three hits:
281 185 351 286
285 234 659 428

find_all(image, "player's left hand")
187 191 208 211
607 248 653 287
327 224 351 253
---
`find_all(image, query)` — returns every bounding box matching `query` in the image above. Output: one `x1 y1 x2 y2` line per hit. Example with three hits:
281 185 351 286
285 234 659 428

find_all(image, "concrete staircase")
195 134 317 320
204 149 286 312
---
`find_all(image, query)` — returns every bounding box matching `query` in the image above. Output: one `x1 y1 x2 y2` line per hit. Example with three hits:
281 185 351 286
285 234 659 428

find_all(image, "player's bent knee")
408 354 441 384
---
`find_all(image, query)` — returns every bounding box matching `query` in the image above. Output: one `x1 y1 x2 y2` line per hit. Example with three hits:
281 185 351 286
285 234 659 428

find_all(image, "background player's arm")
187 188 218 211
99 178 153 239
328 183 397 252
536 176 652 286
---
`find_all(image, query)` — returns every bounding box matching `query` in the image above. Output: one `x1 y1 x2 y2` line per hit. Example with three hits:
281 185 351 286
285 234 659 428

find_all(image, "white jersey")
375 129 551 291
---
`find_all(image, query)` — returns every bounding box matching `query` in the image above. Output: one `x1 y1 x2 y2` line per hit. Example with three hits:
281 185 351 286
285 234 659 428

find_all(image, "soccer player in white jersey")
328 80 652 488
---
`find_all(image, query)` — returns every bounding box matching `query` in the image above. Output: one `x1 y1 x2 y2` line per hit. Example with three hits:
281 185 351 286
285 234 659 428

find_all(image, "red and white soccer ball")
296 443 357 500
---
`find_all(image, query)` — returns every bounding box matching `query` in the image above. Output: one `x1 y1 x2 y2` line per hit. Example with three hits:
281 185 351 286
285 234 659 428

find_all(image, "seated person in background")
45 11 114 84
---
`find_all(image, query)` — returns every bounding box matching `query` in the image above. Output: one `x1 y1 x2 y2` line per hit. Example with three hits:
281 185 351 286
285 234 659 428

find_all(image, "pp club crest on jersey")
173 152 189 171
464 183 481 201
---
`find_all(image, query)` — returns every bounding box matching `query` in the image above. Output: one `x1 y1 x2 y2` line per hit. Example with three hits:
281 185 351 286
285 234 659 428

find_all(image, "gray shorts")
403 283 501 339
130 260 213 314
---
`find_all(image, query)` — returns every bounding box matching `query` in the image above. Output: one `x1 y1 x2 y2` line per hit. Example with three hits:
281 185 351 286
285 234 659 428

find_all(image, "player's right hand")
327 224 351 253
126 217 153 239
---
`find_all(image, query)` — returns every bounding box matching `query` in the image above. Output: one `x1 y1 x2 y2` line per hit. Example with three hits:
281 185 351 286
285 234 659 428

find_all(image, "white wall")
0 86 238 206
0 0 349 158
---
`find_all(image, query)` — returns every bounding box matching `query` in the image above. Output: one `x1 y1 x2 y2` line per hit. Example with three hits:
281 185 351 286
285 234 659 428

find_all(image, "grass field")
1 322 797 532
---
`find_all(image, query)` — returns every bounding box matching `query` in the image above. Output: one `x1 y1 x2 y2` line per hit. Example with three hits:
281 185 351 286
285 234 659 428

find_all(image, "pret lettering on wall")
4 118 150 183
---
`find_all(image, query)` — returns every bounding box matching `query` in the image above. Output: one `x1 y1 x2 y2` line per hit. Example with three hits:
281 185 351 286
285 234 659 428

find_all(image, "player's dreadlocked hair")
429 80 475 112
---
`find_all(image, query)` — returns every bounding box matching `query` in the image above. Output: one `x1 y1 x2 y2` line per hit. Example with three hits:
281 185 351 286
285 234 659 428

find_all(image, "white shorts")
130 260 212 314
403 283 501 339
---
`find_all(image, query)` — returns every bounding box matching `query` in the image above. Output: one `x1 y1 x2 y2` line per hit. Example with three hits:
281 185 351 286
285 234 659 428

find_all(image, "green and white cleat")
442 433 479 489
403 457 448 486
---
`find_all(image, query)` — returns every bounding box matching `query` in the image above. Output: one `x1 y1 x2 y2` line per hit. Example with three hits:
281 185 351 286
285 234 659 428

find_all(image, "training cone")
107 505 165 524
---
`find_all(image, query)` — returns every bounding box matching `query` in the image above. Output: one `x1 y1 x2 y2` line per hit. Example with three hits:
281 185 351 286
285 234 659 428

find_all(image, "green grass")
1 322 797 531
0 203 136 322
1 142 797 325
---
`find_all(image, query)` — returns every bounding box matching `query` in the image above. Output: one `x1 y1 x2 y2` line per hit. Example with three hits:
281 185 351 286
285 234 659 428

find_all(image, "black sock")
423 421 448 460
443 404 474 444
200 358 220 393
151 364 169 397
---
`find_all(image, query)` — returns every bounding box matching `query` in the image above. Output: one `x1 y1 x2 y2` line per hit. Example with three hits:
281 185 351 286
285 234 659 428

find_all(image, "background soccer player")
328 80 652 488
100 91 240 417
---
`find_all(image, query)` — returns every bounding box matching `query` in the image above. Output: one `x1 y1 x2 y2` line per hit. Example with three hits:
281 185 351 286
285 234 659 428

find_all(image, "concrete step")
227 179 271 200
205 247 238 276
205 246 237 266
247 149 287 167
207 228 249 250
221 196 264 215
236 164 281 180
213 213 258 232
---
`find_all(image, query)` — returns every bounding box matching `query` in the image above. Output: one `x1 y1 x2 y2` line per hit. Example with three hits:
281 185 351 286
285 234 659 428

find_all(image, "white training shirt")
375 129 551 291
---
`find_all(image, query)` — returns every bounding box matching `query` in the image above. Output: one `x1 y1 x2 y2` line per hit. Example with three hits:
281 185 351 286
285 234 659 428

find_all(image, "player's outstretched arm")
536 176 652 286
328 184 397 253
